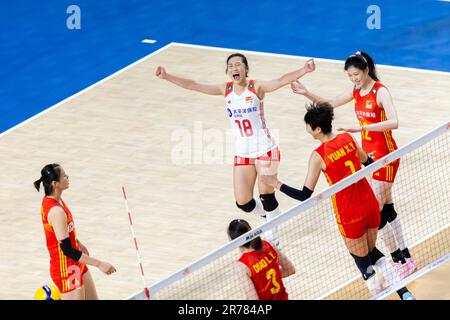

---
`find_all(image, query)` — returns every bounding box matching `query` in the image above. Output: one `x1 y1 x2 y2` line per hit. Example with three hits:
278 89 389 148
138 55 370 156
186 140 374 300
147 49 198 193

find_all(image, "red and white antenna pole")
122 186 150 300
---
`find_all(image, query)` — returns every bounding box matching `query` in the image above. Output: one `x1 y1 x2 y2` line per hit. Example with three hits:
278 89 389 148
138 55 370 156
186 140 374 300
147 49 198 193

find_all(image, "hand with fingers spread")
291 80 308 95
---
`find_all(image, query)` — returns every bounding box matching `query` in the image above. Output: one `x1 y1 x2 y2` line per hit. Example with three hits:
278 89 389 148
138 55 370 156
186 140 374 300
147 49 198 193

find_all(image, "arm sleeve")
60 237 82 261
362 156 374 167
279 184 313 201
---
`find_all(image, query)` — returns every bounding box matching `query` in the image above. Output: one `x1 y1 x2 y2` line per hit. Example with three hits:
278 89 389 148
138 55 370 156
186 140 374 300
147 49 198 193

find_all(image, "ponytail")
34 164 61 195
34 178 42 192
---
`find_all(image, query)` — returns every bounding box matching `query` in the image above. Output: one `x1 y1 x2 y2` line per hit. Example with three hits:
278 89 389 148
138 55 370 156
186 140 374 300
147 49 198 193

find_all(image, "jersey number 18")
235 119 254 137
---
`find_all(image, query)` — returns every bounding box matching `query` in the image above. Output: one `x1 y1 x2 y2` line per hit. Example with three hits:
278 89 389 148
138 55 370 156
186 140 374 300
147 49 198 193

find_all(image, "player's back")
238 240 288 300
315 133 378 224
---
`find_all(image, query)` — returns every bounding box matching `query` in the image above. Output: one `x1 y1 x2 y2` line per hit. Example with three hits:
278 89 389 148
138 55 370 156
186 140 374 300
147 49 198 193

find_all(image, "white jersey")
225 80 277 157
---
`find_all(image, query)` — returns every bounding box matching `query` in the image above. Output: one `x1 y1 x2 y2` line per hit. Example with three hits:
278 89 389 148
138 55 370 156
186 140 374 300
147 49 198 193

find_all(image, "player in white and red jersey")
290 51 415 277
156 54 315 248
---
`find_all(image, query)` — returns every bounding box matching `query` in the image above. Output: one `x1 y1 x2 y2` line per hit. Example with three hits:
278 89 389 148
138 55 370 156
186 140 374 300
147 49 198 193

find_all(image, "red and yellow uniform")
315 133 380 239
40 195 88 293
238 240 288 300
353 81 399 182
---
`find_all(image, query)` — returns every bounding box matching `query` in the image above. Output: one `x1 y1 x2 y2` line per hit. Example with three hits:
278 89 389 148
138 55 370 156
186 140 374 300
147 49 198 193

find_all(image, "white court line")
316 223 450 300
171 42 450 76
2 41 449 139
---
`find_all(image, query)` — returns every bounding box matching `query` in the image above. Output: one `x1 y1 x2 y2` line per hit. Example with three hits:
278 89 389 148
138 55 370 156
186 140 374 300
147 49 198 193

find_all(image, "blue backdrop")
1 0 449 133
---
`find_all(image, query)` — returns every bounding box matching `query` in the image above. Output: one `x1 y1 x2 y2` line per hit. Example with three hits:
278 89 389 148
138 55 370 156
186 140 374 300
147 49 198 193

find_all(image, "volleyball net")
128 122 449 300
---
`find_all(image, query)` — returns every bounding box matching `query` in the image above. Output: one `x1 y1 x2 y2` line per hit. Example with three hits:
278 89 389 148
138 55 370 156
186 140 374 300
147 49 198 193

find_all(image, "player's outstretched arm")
256 58 315 95
291 80 354 108
155 66 225 96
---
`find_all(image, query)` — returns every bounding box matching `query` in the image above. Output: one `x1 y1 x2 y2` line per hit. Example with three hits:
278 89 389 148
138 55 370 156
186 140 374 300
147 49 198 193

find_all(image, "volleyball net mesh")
129 122 449 300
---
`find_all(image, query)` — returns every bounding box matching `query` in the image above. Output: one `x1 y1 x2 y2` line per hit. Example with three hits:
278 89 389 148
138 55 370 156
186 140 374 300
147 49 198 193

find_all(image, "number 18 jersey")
225 80 277 158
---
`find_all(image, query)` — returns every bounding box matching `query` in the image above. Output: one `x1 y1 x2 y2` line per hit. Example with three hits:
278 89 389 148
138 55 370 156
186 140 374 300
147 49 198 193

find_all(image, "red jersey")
315 133 380 230
238 240 288 300
40 195 85 292
353 81 398 160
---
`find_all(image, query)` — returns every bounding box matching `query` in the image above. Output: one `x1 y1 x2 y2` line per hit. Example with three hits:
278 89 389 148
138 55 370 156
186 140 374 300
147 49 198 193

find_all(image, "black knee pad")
378 213 387 230
259 193 279 212
236 199 256 213
369 246 385 264
381 203 397 223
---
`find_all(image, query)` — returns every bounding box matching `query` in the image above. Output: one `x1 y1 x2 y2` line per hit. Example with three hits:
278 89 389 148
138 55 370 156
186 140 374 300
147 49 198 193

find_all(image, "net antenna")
122 186 150 300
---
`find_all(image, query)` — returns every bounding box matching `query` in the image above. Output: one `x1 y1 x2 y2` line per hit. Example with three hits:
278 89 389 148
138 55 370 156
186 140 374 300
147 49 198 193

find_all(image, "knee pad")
378 213 387 230
259 193 279 212
381 203 397 223
236 199 256 213
350 252 375 280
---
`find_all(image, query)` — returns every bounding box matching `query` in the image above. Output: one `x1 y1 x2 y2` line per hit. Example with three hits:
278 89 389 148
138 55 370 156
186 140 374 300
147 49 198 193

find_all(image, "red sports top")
40 196 80 277
238 240 288 300
315 133 379 225
353 81 398 160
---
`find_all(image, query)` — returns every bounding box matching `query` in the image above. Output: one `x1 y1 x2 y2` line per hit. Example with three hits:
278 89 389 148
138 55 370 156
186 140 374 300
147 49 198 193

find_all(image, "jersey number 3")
266 268 281 294
235 119 254 137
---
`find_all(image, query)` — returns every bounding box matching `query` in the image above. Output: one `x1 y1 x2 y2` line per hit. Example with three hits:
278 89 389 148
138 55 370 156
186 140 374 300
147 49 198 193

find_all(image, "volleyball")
34 284 61 300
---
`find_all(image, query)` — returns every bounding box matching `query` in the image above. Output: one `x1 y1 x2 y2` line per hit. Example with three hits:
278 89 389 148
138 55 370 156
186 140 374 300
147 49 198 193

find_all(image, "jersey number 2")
266 268 281 294
235 119 254 137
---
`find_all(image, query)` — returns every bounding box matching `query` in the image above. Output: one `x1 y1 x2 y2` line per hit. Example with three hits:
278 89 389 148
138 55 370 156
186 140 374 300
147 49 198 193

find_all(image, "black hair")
227 219 262 250
344 51 379 81
226 53 249 77
34 163 62 196
304 102 334 134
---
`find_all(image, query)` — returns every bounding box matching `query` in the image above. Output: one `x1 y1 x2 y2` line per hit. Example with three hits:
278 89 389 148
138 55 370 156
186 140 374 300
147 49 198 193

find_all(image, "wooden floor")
0 43 449 299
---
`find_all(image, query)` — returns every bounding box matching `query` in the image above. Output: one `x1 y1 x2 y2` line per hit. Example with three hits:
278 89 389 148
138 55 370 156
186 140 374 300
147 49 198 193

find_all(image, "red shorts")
234 147 281 166
51 262 89 294
372 158 400 183
337 210 380 239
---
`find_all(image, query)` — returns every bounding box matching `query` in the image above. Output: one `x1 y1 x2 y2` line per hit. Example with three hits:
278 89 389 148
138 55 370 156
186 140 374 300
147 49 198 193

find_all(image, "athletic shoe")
366 274 383 296
401 291 416 300
406 257 417 274
375 257 401 289
394 260 412 279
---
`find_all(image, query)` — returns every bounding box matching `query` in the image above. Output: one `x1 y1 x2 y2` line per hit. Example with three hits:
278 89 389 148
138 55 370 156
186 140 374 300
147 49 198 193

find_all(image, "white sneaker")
365 274 383 296
375 257 401 289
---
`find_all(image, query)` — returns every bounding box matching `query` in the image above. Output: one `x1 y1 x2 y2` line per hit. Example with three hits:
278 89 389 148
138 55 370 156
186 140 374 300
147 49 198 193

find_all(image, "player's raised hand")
291 80 308 95
304 58 316 73
155 66 167 79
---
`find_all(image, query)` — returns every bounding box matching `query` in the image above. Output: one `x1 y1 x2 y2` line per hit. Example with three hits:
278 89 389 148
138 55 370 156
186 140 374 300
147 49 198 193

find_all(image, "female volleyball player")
227 219 295 300
34 164 116 300
290 51 415 278
261 103 414 299
156 54 315 248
